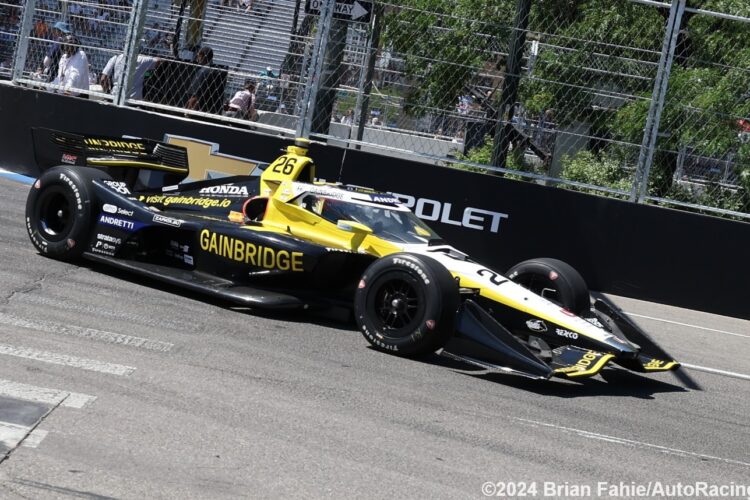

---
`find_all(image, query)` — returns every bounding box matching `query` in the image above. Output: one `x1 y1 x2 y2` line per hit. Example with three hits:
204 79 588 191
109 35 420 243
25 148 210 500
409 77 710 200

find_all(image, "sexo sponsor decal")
555 328 579 340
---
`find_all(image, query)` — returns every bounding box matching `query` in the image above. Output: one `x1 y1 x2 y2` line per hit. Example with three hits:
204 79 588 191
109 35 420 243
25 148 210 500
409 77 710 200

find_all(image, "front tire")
355 253 459 356
506 257 591 315
25 166 111 261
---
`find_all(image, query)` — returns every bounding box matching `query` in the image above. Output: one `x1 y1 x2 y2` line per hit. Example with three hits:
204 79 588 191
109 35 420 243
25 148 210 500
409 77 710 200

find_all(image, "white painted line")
626 312 750 339
681 363 750 382
0 379 96 409
0 312 173 352
0 422 30 450
0 344 135 376
21 429 48 449
514 417 750 468
0 379 66 406
61 392 97 409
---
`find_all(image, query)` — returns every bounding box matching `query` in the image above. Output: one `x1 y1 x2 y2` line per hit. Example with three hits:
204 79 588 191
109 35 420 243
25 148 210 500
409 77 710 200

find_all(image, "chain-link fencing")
0 0 21 77
133 0 308 129
643 3 750 217
11 0 136 98
4 0 750 220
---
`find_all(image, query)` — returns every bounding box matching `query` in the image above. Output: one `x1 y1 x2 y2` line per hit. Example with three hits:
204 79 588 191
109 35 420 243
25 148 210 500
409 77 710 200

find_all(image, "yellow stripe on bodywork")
259 197 401 255
458 275 592 337
88 159 189 174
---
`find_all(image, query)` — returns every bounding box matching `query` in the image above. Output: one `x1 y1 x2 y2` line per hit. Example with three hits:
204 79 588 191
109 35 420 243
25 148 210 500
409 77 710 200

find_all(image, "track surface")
0 175 749 499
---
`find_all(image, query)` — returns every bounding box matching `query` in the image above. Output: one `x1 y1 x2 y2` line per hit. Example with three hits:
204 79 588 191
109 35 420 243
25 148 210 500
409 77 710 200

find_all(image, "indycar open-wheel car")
25 130 681 382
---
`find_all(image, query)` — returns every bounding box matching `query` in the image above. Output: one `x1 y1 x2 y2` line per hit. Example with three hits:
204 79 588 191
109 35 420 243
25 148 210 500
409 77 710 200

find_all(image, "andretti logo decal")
98 214 144 232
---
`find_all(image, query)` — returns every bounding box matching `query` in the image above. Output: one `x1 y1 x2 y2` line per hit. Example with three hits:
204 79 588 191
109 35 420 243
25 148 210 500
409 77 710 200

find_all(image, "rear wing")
31 128 190 180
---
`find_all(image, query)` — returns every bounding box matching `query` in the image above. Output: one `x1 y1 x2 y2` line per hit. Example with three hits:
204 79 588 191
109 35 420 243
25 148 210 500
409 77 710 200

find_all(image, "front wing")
441 300 679 380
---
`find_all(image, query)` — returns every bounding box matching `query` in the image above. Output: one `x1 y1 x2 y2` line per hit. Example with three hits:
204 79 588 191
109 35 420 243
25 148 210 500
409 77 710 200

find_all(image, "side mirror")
337 220 373 234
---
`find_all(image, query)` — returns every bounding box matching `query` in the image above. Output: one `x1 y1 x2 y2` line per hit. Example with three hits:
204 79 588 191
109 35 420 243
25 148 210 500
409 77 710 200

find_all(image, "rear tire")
506 257 591 315
25 166 112 261
355 253 459 356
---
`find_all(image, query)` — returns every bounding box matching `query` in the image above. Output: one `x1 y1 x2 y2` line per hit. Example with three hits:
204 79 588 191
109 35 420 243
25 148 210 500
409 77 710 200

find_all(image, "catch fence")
4 0 749 219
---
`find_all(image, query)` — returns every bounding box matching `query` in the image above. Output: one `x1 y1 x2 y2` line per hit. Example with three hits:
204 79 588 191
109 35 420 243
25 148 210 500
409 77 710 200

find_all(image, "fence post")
11 0 37 82
353 3 383 147
296 0 337 138
490 0 532 171
115 0 149 106
630 0 686 202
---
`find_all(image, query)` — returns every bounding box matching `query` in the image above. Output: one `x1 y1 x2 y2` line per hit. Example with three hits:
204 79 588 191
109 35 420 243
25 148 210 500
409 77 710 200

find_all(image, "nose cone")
603 333 639 358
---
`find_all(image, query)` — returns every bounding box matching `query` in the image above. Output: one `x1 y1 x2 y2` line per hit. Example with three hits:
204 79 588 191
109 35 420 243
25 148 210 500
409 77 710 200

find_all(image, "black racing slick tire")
25 166 112 261
354 253 459 356
506 257 591 315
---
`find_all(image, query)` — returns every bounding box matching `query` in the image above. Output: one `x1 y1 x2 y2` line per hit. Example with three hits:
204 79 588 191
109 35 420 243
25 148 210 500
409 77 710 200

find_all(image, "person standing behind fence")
53 35 89 97
223 80 257 121
100 52 159 100
42 22 71 82
184 46 221 113
340 109 354 125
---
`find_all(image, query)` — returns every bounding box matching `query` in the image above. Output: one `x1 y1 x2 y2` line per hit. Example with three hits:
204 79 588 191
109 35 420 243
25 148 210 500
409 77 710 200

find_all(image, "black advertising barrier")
336 149 750 320
1 84 749 319
0 84 345 177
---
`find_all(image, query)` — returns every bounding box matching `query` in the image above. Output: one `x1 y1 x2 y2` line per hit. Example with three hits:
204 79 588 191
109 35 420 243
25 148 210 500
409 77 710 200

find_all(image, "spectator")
42 22 71 83
259 66 277 79
144 23 163 50
53 35 90 97
240 0 253 13
0 11 20 71
340 109 354 125
184 46 221 113
224 80 257 121
100 52 159 100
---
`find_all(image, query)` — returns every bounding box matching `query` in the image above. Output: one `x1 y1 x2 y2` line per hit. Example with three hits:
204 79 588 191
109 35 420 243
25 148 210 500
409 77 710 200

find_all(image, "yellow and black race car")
25 131 680 381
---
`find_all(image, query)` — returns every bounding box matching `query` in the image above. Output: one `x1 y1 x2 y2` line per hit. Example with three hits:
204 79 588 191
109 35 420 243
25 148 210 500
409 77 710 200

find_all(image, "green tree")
384 0 750 214
383 0 515 115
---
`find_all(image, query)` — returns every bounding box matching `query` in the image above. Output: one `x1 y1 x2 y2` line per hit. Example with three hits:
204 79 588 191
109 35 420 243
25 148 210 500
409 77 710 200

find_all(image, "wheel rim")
36 188 74 242
367 271 425 340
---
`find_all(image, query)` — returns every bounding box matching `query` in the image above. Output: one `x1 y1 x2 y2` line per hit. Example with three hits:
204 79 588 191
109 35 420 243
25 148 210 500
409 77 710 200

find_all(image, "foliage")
382 0 515 115
559 150 632 193
383 0 750 215
452 134 525 178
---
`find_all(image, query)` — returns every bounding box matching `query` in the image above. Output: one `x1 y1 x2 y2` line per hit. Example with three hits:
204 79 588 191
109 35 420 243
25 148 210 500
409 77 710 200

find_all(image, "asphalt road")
0 174 749 499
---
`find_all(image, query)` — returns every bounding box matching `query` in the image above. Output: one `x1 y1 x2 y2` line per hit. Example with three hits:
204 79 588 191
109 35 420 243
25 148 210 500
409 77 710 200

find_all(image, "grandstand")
21 0 299 93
